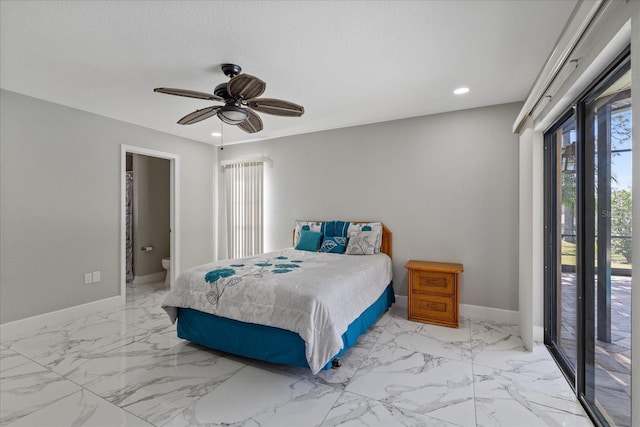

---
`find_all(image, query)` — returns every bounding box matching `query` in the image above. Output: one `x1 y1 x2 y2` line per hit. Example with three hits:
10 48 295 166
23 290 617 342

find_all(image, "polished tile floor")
1 281 593 426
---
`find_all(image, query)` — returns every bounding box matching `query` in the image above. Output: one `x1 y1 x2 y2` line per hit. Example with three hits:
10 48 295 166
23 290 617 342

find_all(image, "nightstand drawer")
409 293 456 326
412 270 455 296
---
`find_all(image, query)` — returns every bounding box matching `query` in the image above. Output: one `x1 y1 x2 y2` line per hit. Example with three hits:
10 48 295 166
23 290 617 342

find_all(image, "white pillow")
347 222 382 253
345 231 376 255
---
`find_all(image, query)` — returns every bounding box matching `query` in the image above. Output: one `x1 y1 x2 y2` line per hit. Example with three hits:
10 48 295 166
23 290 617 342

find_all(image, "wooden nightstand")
405 260 463 328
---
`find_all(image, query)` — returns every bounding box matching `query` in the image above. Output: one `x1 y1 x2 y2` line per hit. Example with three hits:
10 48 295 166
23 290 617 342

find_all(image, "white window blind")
223 161 264 258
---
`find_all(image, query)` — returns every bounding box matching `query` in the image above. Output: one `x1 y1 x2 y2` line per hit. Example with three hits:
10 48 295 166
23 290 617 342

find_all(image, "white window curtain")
223 161 264 258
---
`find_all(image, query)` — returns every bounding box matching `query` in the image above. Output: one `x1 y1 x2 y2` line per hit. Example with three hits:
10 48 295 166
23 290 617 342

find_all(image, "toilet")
162 257 171 285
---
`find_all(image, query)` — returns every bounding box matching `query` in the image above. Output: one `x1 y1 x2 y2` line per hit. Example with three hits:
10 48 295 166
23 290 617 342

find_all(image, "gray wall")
0 89 215 323
218 102 521 311
132 154 170 277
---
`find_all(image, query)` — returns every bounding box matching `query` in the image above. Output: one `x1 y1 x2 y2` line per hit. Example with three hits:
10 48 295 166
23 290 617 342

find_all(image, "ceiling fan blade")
154 87 223 101
237 109 263 133
177 106 221 125
247 98 304 117
227 74 266 100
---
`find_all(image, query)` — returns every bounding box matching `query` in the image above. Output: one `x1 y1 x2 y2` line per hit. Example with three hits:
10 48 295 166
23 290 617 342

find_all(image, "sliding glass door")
585 68 632 427
546 114 579 380
545 51 631 427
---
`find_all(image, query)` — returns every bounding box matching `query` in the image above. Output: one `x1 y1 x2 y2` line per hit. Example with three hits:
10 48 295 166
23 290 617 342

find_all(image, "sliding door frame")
544 109 578 389
544 47 631 427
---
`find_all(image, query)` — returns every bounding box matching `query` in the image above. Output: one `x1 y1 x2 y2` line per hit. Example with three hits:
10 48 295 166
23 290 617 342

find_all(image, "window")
223 161 264 258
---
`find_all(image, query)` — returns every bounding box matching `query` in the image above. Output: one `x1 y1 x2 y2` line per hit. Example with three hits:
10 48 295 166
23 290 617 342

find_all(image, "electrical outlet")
84 273 92 284
92 271 101 283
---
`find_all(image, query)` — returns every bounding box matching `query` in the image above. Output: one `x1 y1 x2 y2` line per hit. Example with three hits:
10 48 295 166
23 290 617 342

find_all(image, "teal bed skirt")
176 283 395 370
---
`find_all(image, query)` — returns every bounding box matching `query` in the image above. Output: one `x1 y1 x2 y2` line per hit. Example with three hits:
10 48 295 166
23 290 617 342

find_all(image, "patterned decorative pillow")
319 236 348 254
347 222 382 253
294 220 323 244
321 220 351 238
345 231 376 255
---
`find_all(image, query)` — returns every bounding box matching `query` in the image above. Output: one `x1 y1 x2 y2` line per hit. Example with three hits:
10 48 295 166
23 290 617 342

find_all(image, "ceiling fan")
154 63 304 134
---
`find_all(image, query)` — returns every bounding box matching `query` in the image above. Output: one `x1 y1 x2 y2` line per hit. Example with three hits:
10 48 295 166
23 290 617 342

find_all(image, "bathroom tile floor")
1 281 593 426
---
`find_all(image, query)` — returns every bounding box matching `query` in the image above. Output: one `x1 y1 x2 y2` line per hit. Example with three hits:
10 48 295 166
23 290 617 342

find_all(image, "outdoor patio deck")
560 273 631 427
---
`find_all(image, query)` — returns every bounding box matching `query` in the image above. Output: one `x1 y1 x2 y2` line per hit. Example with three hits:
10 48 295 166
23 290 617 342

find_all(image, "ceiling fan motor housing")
221 63 242 78
214 83 230 99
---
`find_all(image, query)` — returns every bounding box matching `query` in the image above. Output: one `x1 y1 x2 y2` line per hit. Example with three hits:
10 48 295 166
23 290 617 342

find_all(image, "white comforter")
162 248 392 373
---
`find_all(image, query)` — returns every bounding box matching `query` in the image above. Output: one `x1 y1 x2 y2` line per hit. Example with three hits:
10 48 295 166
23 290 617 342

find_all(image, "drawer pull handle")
418 300 447 312
419 277 448 288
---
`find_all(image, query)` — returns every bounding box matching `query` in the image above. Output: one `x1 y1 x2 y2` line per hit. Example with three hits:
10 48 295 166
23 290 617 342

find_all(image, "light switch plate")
84 273 92 284
92 271 101 283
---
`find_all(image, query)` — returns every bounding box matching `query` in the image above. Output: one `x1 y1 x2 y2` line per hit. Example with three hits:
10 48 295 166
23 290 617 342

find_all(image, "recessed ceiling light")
454 87 470 95
211 131 221 137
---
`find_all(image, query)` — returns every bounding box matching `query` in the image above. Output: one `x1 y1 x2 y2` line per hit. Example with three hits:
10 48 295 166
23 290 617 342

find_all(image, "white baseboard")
533 325 544 342
460 303 519 324
395 295 519 325
132 271 166 285
0 296 123 339
394 295 408 307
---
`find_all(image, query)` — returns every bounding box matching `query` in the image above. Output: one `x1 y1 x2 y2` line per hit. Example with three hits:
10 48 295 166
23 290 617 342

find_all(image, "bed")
162 221 393 374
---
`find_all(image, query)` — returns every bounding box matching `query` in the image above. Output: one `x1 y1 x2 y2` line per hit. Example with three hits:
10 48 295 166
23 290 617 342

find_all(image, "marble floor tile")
5 317 151 378
101 302 175 334
356 323 385 347
373 306 398 328
5 389 154 427
346 344 476 426
0 348 80 426
1 314 108 346
320 391 461 427
471 323 563 380
272 339 375 390
473 344 564 381
86 342 247 426
62 332 185 387
473 363 592 427
475 399 593 427
164 364 342 427
473 364 582 412
377 317 472 362
0 282 598 427
262 315 387 389
126 289 169 310
470 321 523 353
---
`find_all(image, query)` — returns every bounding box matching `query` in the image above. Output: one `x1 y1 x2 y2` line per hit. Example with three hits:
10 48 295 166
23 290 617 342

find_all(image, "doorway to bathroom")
120 145 180 301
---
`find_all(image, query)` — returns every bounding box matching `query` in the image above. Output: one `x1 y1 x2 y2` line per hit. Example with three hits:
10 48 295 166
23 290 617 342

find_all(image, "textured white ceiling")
1 0 577 145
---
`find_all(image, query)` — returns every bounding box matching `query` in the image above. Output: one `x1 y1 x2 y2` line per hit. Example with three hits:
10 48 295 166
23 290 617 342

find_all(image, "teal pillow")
319 236 348 254
295 229 323 252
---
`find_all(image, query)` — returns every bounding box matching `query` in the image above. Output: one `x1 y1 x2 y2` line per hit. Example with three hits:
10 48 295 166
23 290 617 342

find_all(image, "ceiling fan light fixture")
155 63 303 134
217 105 249 124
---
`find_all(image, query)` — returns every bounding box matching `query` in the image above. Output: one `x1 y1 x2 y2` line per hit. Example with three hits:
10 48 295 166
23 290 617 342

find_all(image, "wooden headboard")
292 222 392 259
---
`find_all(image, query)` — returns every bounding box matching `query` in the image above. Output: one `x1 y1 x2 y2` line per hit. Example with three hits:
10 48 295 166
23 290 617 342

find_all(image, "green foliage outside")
561 239 631 269
559 107 632 269
610 189 632 264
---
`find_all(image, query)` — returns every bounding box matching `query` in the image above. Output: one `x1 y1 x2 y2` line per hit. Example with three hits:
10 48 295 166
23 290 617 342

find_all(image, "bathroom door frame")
120 144 180 300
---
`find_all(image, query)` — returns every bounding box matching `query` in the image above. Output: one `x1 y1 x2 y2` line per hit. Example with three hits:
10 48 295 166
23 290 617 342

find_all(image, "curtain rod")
220 156 273 168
